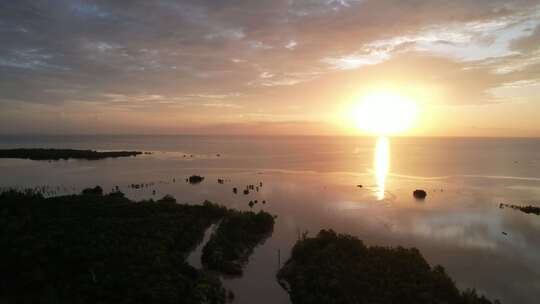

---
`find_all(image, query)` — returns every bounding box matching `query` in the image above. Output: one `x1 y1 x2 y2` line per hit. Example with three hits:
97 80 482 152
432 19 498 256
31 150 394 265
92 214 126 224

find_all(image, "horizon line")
1 133 539 139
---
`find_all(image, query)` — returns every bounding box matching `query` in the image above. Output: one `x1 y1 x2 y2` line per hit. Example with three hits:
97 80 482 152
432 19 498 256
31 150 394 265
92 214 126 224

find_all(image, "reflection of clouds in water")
283 214 299 231
500 213 540 254
374 216 396 231
506 185 540 197
408 212 504 250
336 200 372 211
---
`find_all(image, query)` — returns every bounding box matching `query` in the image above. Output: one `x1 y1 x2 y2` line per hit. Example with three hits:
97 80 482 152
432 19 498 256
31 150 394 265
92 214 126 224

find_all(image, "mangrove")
0 187 274 304
414 189 427 200
188 175 205 184
0 148 142 160
202 210 275 276
277 229 499 304
500 203 540 216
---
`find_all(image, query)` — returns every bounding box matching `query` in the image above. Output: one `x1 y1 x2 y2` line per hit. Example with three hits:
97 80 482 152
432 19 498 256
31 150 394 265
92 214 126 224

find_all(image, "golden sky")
1 0 539 136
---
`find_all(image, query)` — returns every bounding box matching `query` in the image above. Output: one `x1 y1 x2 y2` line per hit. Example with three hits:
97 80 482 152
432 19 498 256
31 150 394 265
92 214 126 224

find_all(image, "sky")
1 0 540 136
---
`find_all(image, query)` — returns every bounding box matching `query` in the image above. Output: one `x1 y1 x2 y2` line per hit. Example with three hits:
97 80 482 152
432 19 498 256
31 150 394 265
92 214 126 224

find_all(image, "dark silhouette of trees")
414 189 427 199
500 203 540 216
202 210 275 276
188 175 205 184
277 229 500 304
81 185 104 196
0 188 274 304
0 148 142 160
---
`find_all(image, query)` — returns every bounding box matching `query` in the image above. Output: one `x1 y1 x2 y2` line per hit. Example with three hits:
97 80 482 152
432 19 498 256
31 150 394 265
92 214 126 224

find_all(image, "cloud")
322 51 392 70
202 102 243 108
511 24 540 51
285 40 298 50
0 48 66 70
0 0 539 134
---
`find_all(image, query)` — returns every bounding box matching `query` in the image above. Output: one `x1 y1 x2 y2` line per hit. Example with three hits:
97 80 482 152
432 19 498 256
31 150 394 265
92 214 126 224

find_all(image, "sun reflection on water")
374 137 390 200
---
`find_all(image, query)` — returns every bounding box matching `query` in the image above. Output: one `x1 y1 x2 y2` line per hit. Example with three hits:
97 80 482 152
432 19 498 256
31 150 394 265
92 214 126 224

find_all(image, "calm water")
1 135 540 303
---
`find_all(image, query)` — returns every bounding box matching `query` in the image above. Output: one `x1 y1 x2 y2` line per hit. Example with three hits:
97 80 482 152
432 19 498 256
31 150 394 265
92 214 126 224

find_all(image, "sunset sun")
353 91 418 135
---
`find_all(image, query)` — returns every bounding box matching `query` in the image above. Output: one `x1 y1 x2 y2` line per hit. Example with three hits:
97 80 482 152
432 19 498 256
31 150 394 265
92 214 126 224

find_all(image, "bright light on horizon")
353 91 418 136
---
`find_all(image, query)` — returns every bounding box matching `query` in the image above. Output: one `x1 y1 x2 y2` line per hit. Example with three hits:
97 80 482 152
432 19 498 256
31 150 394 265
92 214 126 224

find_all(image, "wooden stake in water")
278 249 281 269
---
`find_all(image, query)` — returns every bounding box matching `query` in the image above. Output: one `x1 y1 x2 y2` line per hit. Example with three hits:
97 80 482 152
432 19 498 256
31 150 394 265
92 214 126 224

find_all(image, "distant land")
0 148 142 161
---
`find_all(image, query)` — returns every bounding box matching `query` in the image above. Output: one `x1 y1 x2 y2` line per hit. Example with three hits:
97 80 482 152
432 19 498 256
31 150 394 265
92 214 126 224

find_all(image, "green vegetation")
277 229 499 304
202 210 275 276
0 148 142 160
0 188 274 304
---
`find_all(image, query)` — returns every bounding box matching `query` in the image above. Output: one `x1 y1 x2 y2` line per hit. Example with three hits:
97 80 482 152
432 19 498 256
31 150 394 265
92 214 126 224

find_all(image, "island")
0 187 274 304
188 175 205 184
0 148 142 160
500 203 540 216
202 209 275 276
277 229 499 304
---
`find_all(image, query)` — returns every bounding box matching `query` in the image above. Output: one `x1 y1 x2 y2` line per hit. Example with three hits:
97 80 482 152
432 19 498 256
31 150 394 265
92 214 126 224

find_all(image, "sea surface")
1 135 540 303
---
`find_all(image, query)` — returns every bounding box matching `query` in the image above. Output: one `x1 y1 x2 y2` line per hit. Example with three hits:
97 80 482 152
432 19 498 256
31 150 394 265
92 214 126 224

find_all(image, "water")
1 135 540 303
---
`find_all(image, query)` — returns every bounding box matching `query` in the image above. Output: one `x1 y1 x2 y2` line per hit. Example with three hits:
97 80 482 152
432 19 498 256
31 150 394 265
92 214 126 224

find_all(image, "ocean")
1 135 539 303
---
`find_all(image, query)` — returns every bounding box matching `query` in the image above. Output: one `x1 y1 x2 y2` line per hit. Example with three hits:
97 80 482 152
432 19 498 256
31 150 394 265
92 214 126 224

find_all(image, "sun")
352 91 417 135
